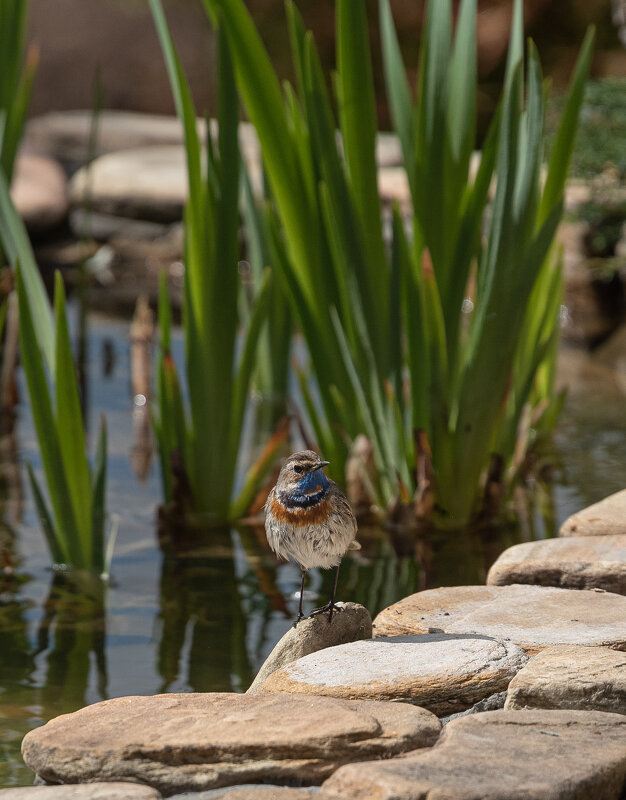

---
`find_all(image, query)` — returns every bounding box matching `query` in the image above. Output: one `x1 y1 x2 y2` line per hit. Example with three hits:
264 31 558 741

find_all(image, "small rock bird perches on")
265 450 360 624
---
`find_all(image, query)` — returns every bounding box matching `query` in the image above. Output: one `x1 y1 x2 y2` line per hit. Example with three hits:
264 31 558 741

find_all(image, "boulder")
320 709 626 800
69 146 189 222
0 785 161 799
21 693 440 795
257 634 527 717
560 489 626 537
486 534 626 594
25 112 202 166
247 603 372 694
372 584 626 655
11 152 68 235
378 167 410 210
27 112 265 178
505 645 626 714
374 133 402 167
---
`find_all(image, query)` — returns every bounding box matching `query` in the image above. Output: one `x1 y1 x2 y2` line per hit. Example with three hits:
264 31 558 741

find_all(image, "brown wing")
328 481 358 542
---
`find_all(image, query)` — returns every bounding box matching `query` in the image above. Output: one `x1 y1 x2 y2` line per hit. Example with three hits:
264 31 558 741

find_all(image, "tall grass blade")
17 267 83 565
54 272 92 558
0 170 54 368
26 461 65 564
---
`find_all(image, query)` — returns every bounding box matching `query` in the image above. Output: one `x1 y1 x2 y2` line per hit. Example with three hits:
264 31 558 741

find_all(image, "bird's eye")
293 465 304 474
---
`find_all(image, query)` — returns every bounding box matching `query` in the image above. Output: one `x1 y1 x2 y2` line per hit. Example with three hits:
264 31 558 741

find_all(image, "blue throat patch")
281 468 330 509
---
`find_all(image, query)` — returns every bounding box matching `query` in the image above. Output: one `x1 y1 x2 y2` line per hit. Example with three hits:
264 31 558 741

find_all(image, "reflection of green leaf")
26 461 62 564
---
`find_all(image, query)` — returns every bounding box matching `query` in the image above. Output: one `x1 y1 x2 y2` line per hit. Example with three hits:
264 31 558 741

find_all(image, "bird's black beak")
313 460 330 471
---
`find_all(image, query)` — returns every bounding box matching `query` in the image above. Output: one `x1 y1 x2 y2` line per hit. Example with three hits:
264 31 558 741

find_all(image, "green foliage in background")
203 0 398 492
0 0 36 183
241 167 292 431
0 170 110 572
205 0 593 527
149 0 285 524
382 0 594 522
547 77 626 180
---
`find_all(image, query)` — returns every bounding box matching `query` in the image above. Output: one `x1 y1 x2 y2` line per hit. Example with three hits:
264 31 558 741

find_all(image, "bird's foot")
308 601 345 623
293 611 306 628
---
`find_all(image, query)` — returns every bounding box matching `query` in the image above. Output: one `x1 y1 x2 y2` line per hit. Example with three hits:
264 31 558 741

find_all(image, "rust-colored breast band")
269 495 332 527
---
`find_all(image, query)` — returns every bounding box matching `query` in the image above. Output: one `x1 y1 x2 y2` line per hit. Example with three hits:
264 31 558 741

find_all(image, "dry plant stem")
130 295 154 400
0 292 18 413
130 295 154 482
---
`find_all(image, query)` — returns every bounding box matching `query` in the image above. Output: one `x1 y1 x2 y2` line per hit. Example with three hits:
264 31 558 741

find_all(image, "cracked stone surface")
505 644 626 714
372 584 626 655
560 489 626 537
320 709 626 800
21 693 440 795
487 535 626 594
257 634 527 716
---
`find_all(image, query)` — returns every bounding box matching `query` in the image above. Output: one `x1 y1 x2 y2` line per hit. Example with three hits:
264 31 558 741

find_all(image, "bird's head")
276 450 330 494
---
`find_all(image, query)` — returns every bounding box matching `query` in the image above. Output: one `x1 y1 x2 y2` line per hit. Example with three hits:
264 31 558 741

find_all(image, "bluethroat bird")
265 450 360 624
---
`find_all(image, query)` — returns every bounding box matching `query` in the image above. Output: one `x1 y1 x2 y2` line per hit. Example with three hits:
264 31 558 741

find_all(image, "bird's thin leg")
294 567 307 627
309 561 343 622
328 562 340 620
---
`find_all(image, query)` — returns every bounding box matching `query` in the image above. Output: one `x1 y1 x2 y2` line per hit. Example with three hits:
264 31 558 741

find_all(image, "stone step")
0 785 161 799
256 634 527 717
320 709 626 799
560 489 626 537
21 693 440 795
372 584 626 655
486 534 626 594
504 644 626 714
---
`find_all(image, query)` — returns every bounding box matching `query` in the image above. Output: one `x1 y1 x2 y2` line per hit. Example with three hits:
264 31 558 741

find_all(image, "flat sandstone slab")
21 693 440 795
560 489 626 537
320 709 626 800
505 644 626 714
258 634 527 716
0 785 161 799
486 535 626 594
372 584 626 654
